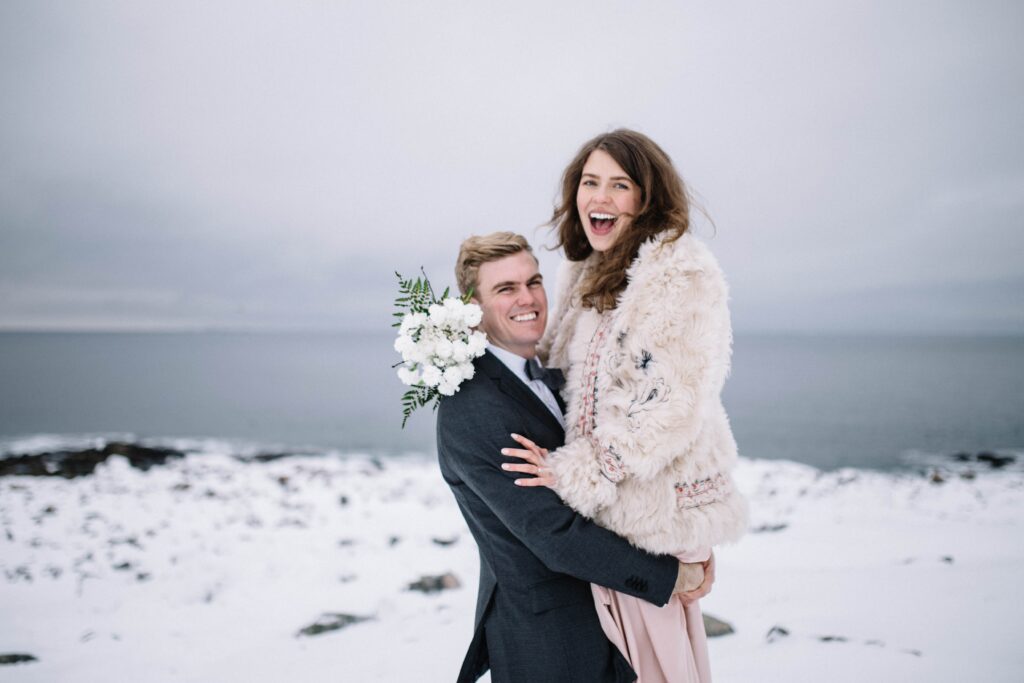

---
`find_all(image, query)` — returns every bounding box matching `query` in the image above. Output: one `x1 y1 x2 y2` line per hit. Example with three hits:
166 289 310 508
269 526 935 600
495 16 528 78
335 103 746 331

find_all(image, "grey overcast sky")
1 0 1021 334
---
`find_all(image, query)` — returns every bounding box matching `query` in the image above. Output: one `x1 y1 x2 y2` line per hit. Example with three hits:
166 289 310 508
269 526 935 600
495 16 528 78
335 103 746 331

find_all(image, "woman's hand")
501 433 557 489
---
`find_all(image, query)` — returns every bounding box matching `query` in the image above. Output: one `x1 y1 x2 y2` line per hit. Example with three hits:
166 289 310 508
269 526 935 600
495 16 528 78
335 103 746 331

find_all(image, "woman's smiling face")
576 149 641 252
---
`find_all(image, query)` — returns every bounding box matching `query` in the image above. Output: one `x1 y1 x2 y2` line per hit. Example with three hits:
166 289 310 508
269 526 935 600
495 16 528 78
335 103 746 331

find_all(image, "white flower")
451 340 470 363
394 334 415 355
400 312 426 336
428 303 447 326
394 272 491 427
467 330 488 355
420 365 442 387
415 336 436 360
462 302 483 328
433 338 454 360
442 365 464 386
396 365 420 386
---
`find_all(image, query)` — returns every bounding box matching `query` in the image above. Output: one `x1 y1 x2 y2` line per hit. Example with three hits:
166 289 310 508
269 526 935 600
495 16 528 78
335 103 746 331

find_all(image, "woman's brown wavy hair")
551 129 692 312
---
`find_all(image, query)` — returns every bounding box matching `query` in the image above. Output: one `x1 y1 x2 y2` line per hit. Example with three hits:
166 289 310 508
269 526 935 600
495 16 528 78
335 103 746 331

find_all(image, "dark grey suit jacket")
436 350 678 683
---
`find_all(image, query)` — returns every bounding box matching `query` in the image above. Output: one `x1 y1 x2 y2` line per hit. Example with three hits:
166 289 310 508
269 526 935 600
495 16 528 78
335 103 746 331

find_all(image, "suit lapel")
478 351 565 440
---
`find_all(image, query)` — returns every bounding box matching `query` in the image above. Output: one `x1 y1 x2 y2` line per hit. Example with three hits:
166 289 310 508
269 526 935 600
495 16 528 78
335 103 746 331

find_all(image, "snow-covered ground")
1 441 1022 682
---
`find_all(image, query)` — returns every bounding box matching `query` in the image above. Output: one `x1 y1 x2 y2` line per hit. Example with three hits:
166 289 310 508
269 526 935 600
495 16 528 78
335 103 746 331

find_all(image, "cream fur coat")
539 233 748 555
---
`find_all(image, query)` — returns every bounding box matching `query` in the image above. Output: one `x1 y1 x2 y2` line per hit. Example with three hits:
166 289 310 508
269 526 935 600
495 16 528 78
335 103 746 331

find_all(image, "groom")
436 232 709 683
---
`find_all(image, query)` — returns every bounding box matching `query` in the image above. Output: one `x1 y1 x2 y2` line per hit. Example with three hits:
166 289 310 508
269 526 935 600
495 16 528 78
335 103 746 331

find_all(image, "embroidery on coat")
577 313 626 484
675 473 729 510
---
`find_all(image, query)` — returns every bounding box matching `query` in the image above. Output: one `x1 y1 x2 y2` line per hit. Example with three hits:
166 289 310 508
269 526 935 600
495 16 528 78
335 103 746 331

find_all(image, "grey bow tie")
524 357 565 392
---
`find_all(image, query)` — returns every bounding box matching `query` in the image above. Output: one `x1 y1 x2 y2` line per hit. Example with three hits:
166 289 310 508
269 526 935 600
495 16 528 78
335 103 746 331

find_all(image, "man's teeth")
512 313 537 322
590 213 616 221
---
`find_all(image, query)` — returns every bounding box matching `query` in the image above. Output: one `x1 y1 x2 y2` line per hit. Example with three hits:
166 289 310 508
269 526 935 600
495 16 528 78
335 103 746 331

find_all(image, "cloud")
1 0 1022 333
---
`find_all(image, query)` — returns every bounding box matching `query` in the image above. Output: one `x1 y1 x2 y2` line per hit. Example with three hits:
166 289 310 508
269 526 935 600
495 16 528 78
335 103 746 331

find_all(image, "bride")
503 129 748 682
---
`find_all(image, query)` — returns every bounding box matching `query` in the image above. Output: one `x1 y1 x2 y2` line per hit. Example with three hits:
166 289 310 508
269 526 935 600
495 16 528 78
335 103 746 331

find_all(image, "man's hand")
676 551 715 605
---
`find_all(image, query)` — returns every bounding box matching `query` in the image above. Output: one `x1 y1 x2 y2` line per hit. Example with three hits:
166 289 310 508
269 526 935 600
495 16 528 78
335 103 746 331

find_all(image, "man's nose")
515 286 536 306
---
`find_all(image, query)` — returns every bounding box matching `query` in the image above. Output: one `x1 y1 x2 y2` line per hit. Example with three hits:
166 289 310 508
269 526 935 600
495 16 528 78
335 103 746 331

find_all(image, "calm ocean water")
0 332 1021 470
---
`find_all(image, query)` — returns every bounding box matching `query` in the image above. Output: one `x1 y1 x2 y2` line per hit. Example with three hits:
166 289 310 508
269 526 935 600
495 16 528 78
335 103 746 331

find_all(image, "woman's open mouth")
589 212 617 235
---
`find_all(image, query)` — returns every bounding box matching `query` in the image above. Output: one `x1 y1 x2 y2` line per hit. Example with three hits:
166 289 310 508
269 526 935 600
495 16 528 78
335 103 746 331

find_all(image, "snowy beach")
1 439 1022 682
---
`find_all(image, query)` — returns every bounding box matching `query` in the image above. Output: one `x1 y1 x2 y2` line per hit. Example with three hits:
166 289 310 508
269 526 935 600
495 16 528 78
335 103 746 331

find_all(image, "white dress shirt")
486 344 566 429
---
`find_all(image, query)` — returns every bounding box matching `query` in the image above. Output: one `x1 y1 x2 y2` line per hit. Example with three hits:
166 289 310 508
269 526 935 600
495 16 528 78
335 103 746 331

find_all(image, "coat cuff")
549 438 619 518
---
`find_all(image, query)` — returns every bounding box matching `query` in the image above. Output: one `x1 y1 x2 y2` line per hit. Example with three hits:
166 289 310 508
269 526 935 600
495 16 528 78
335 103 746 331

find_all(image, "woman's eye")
581 179 596 187
614 182 629 190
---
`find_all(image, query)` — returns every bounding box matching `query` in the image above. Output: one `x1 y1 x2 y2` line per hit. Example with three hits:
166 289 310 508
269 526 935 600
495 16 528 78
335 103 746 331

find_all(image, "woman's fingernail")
510 433 520 439
514 479 522 485
501 464 509 469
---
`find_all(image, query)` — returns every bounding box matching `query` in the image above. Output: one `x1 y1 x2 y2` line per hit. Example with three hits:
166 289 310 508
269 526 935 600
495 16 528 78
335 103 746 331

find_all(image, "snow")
2 445 1022 682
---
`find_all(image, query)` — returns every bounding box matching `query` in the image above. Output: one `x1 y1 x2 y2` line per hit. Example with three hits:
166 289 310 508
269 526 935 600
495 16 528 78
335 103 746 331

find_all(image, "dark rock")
113 562 133 571
751 523 788 533
247 452 295 463
0 653 38 665
339 495 349 506
819 635 848 643
766 625 789 643
977 452 1015 469
388 536 401 547
940 556 954 564
952 452 971 462
702 613 734 637
0 441 185 478
960 470 976 480
929 469 945 484
407 572 461 593
901 649 922 657
296 612 373 637
431 536 459 546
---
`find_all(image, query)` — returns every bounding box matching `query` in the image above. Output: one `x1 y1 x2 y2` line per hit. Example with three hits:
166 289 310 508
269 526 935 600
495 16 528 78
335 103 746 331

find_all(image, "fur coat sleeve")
541 234 746 551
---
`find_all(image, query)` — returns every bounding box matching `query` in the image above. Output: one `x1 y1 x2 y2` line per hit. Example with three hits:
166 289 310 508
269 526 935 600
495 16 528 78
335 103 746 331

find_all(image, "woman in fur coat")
503 129 747 683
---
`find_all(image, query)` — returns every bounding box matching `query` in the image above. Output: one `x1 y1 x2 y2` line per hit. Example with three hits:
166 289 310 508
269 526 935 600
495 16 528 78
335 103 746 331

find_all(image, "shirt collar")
486 343 533 385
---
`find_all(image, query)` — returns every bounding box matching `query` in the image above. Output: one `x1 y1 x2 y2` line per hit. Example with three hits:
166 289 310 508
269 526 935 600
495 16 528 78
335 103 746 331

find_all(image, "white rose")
396 365 420 386
442 365 464 386
394 334 414 355
437 379 458 396
462 302 483 328
415 336 436 360
428 303 447 325
434 338 454 360
420 364 442 387
459 362 475 381
400 312 426 336
451 340 470 363
467 330 488 355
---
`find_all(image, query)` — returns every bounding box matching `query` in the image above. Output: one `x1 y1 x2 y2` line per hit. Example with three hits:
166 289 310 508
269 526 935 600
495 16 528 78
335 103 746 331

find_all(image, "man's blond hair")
455 232 535 296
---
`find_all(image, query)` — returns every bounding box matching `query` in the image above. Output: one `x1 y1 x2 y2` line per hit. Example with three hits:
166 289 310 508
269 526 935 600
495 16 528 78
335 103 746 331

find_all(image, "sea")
0 331 1021 471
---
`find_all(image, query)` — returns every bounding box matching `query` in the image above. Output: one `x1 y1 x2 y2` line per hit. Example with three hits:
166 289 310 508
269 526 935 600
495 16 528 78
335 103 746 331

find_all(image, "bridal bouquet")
393 270 487 427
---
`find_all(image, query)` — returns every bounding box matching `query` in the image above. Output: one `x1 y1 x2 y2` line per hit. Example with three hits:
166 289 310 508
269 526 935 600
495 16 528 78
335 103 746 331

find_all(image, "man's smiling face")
473 251 547 359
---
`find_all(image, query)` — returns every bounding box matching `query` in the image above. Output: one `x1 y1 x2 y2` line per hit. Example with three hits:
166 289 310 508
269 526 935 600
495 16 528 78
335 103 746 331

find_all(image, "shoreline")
2 445 1022 681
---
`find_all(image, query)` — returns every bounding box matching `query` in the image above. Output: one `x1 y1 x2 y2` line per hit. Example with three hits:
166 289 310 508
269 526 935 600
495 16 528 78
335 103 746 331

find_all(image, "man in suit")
437 232 712 682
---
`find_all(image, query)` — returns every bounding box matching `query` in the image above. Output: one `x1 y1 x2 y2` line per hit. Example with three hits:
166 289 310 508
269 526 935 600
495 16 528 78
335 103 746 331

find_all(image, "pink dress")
592 550 712 683
577 310 712 683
